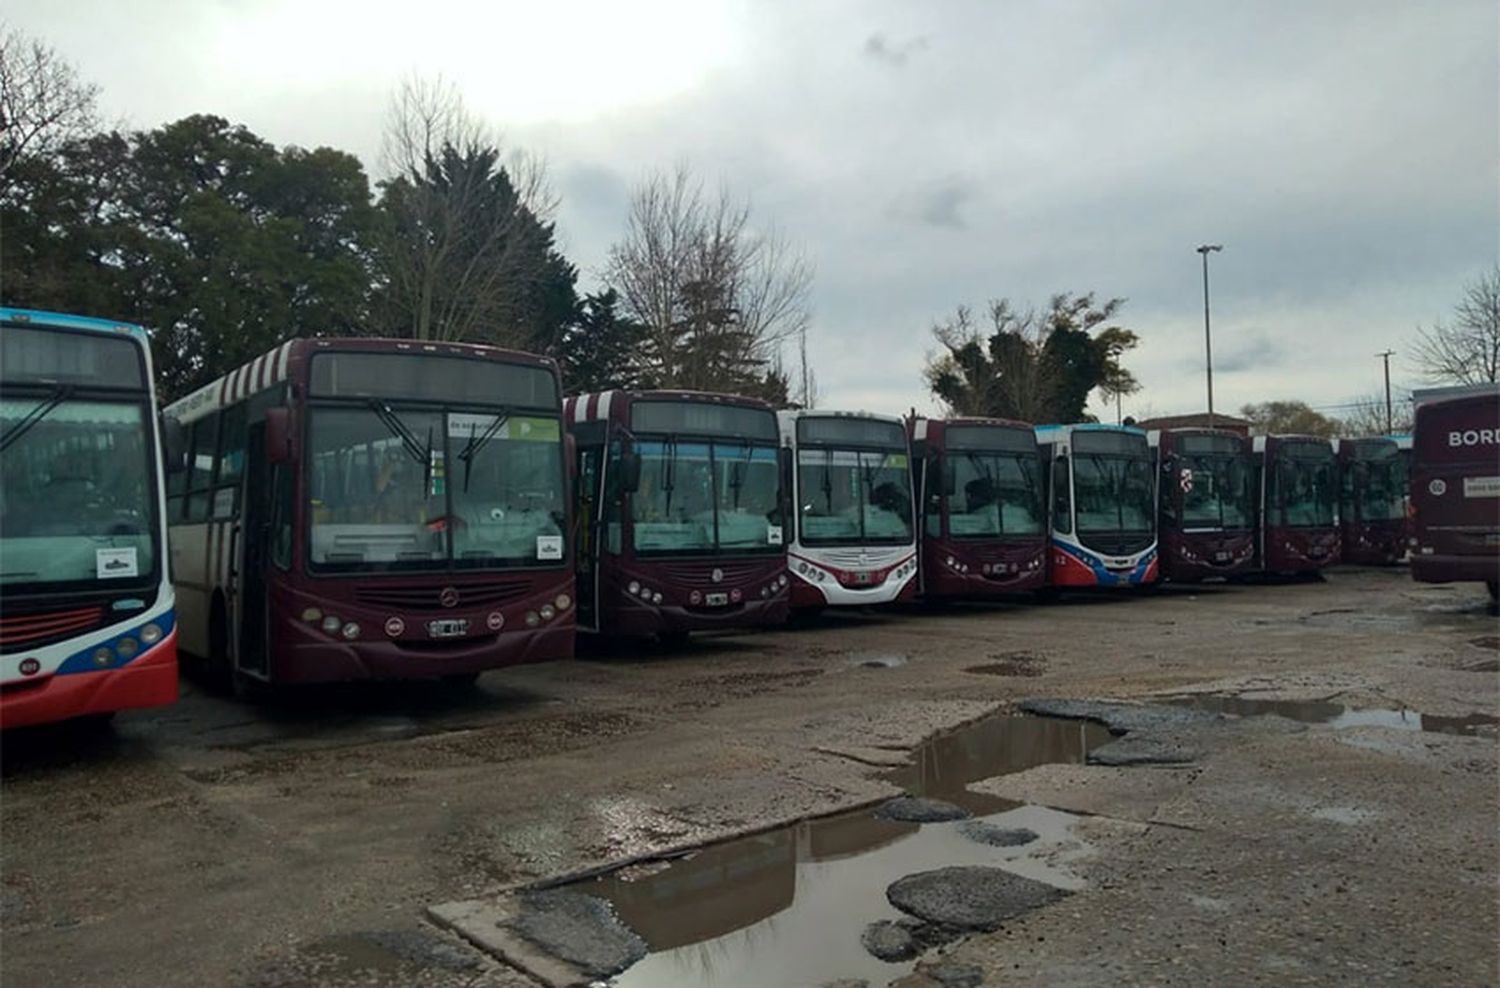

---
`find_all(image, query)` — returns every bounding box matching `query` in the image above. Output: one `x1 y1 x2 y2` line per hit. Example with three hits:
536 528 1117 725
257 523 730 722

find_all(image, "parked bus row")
3 310 1496 727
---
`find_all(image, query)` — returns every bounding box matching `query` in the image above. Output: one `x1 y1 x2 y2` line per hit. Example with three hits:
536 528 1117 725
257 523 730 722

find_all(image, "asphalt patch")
874 796 971 823
1088 735 1199 766
957 821 1039 847
505 889 647 978
886 865 1069 930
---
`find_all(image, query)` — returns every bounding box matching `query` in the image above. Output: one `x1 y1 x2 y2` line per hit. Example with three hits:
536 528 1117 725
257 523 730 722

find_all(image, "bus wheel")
1487 580 1498 603
205 601 234 695
232 671 273 703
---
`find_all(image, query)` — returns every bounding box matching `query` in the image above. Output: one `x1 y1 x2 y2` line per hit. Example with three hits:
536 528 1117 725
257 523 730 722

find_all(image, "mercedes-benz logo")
439 587 461 608
710 568 724 584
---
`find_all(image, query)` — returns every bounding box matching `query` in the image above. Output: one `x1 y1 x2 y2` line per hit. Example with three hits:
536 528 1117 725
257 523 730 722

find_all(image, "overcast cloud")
8 0 1497 420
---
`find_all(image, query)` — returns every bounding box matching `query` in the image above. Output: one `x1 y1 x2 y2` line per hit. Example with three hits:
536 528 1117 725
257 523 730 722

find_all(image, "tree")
373 76 571 348
924 293 1139 423
604 164 812 399
1 114 381 400
1239 400 1342 437
546 289 651 393
1340 391 1413 437
0 25 99 194
1412 266 1500 385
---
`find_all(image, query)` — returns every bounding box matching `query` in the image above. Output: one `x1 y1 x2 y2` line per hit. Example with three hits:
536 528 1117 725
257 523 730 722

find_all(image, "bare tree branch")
1412 266 1500 385
0 24 99 190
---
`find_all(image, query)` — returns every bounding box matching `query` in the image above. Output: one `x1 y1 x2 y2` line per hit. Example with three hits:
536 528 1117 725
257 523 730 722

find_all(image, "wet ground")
1 566 1496 987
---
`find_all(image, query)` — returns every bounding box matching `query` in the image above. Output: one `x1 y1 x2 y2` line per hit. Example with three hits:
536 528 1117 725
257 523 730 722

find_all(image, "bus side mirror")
265 407 292 464
619 449 642 493
161 415 187 474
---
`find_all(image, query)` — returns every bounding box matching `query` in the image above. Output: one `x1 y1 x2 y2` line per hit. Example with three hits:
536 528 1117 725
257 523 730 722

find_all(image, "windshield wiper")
459 412 511 493
822 448 835 513
730 440 751 510
1 385 72 453
661 434 678 517
366 399 432 491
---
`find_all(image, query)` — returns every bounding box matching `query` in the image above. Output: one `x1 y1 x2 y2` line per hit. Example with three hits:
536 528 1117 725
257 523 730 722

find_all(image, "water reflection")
1167 694 1498 736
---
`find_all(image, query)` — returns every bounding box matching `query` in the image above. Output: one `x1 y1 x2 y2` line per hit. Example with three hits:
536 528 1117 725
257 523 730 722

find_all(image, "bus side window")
184 414 219 523
1051 456 1072 534
212 404 247 520
924 455 942 537
270 463 293 570
167 430 190 523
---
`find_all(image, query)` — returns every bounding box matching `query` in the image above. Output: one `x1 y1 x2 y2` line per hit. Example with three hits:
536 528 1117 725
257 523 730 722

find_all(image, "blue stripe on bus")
54 610 177 676
0 308 148 340
1052 540 1156 586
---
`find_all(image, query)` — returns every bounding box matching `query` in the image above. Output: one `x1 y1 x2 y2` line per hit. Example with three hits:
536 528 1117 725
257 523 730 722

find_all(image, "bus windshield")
1355 453 1406 522
0 398 157 590
797 449 912 545
307 406 566 571
1074 453 1154 534
1276 450 1336 528
949 451 1044 537
632 439 781 555
1179 454 1254 530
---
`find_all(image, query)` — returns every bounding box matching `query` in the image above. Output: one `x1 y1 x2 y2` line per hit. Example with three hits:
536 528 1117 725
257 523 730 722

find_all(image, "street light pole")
1377 349 1395 434
1196 245 1223 430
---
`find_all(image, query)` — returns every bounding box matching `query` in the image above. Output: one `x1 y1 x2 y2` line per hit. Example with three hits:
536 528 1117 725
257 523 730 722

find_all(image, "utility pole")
1196 245 1223 429
1377 349 1395 434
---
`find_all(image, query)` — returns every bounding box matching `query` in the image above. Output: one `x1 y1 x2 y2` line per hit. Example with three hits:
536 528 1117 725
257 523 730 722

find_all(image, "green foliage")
925 293 1139 423
2 115 380 401
544 289 652 393
1239 400 1343 437
373 144 577 349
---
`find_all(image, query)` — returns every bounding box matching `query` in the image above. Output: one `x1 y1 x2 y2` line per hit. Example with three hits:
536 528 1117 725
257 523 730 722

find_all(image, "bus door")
573 441 603 631
237 422 271 677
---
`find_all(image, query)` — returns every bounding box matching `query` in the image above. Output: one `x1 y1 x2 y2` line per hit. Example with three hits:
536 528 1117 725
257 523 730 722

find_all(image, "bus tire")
1487 580 1498 603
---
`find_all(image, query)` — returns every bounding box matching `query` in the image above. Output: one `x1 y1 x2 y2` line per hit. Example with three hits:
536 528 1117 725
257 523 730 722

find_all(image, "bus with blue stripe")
1 308 180 728
1036 423 1158 587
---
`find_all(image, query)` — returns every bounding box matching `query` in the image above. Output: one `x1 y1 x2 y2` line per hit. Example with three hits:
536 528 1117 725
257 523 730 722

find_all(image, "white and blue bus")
1 308 180 728
1035 423 1158 587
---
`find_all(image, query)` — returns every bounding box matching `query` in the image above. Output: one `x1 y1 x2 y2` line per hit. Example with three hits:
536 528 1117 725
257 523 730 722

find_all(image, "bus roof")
777 408 904 426
1033 422 1146 439
0 307 148 342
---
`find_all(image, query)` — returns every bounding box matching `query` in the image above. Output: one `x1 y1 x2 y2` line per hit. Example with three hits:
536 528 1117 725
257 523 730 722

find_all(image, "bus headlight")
140 623 163 645
525 610 541 628
116 637 139 659
627 580 641 596
342 622 361 640
777 574 788 588
554 594 572 611
93 647 113 667
540 604 557 621
322 615 342 634
302 607 323 623
650 593 663 605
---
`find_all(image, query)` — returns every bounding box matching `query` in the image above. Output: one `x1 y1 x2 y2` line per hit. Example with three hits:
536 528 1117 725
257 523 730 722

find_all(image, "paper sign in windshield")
536 535 563 560
96 547 139 579
767 525 784 545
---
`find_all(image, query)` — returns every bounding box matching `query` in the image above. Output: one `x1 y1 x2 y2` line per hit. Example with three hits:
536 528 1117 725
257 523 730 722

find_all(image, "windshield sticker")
429 449 446 496
96 547 138 579
536 534 563 560
883 454 908 469
767 525 784 545
448 413 559 443
1463 476 1500 498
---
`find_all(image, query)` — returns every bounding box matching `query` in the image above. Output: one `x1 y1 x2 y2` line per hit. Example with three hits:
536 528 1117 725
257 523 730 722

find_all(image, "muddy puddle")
561 714 1111 987
1165 694 1499 737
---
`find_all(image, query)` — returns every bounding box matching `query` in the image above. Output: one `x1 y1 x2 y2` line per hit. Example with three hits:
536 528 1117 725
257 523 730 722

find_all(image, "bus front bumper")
0 632 178 730
275 625 573 683
1411 553 1500 584
605 596 789 637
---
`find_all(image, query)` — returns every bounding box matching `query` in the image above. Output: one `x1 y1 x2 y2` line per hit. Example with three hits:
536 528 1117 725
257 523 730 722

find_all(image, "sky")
8 0 1498 421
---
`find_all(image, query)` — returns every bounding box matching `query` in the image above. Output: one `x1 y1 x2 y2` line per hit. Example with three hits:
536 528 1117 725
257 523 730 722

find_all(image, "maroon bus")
1337 436 1408 565
1252 435 1340 575
1150 429 1256 581
163 339 574 691
1409 389 1500 599
907 417 1048 597
565 390 789 642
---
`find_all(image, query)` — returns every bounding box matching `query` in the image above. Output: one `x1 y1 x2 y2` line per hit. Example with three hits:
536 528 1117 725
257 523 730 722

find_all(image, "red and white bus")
908 417 1048 597
1150 429 1256 581
1036 424 1158 587
566 390 789 642
1336 436 1407 566
779 410 917 610
1252 435 1340 575
1409 387 1500 600
162 339 573 691
1 308 179 728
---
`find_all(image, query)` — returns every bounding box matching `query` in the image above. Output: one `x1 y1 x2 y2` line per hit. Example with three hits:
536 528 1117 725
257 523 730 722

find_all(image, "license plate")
704 592 729 607
1309 546 1326 556
426 618 469 639
1214 550 1231 562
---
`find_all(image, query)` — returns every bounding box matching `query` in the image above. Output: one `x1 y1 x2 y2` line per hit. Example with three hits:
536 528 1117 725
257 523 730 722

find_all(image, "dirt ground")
1 567 1496 987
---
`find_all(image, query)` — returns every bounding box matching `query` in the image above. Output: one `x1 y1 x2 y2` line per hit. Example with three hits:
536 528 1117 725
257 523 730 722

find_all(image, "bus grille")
656 561 773 584
1079 533 1154 557
354 581 532 611
0 605 106 654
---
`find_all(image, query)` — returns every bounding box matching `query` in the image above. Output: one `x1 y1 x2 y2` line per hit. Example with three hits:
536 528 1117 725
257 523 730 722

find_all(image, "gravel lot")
2 567 1495 987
